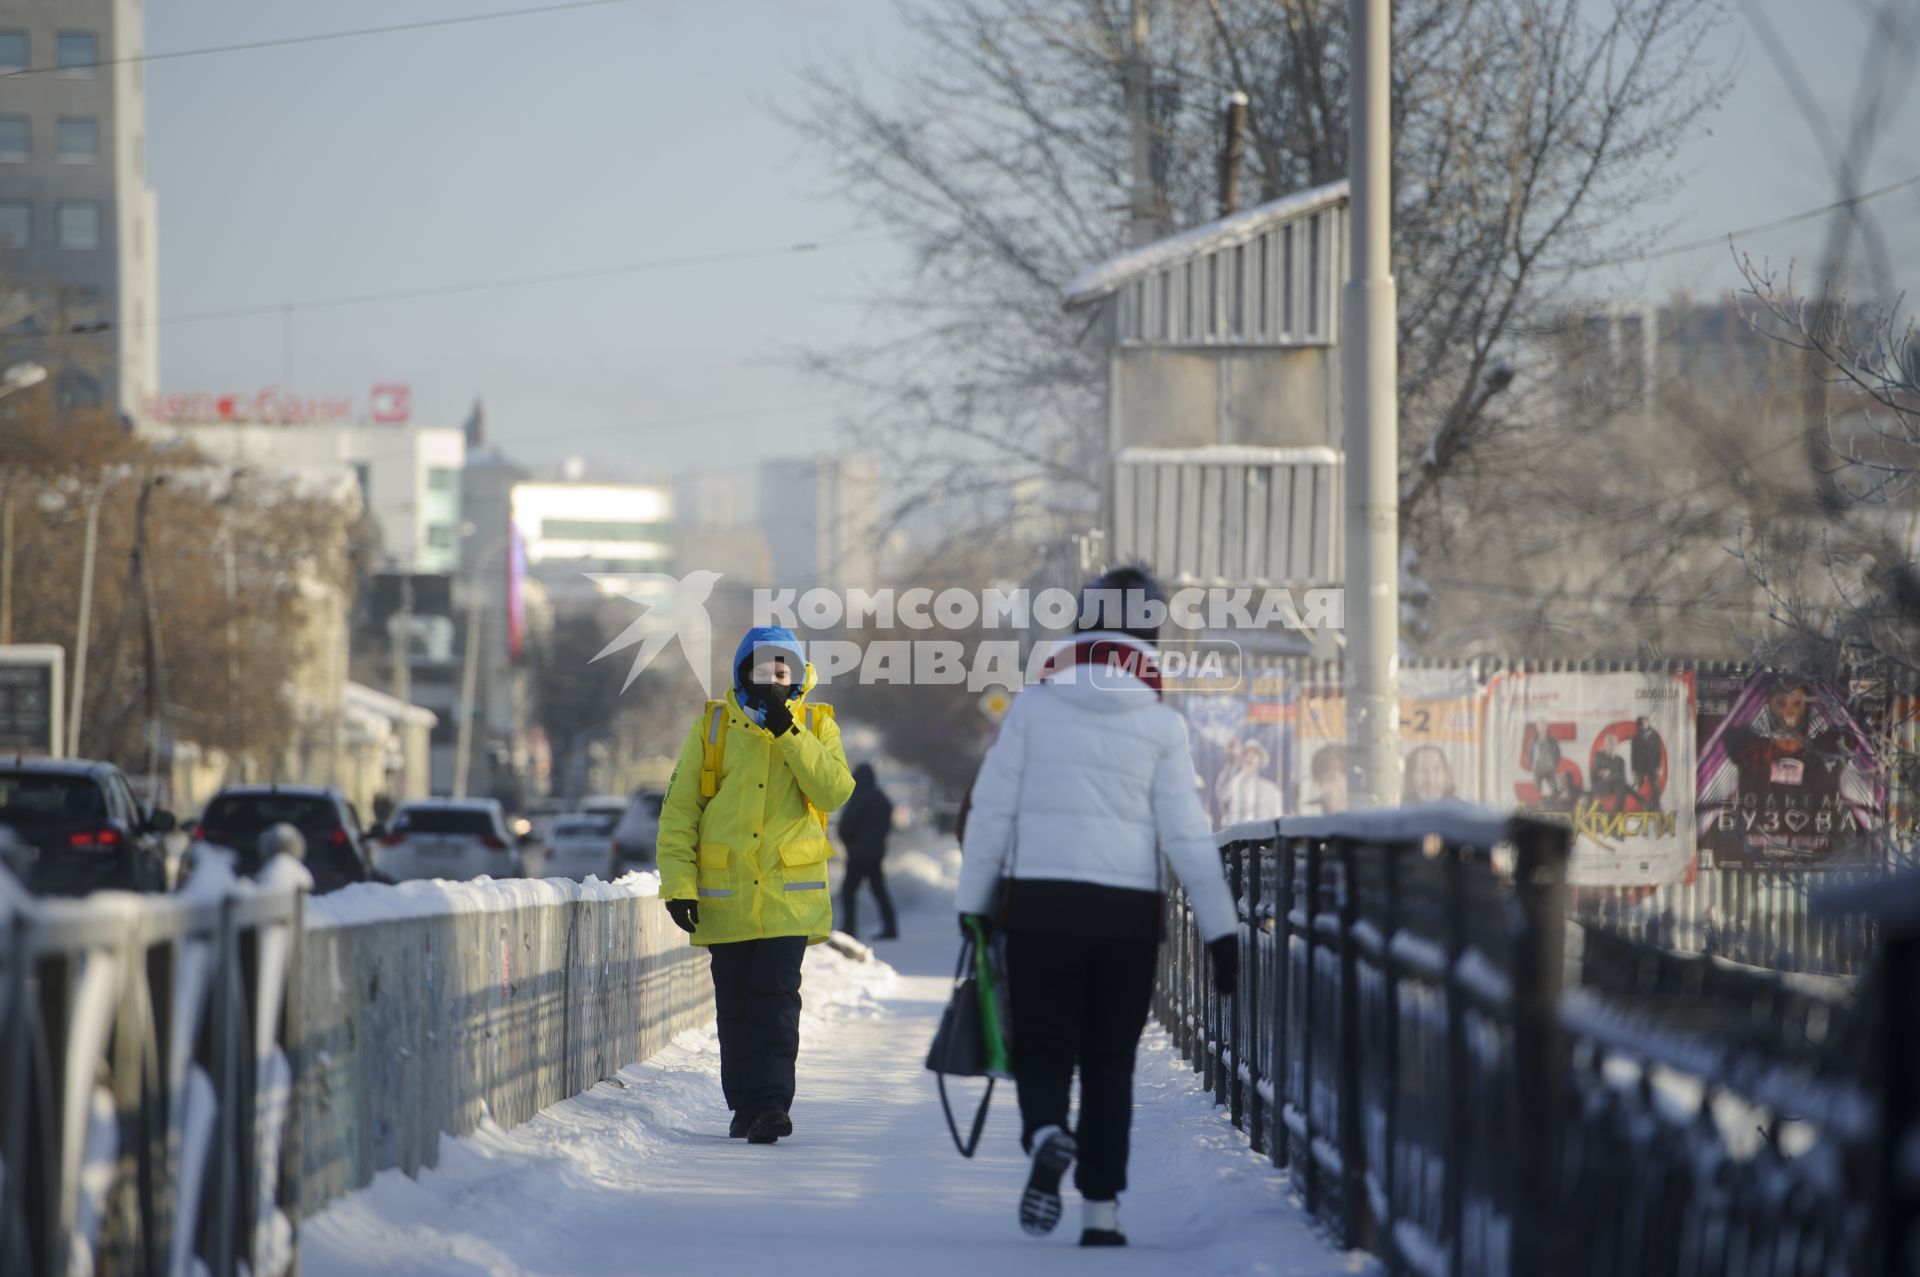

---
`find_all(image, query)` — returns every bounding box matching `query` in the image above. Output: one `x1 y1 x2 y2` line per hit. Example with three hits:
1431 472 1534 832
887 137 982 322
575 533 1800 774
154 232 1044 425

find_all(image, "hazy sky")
142 1 1918 478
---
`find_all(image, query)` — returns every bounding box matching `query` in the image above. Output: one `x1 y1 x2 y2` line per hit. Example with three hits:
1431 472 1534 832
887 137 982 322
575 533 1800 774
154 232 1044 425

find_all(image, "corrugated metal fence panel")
1112 452 1342 586
295 890 711 1220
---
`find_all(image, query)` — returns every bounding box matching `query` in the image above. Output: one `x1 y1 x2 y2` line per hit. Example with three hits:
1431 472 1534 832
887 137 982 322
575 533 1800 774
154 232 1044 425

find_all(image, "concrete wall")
294 878 712 1218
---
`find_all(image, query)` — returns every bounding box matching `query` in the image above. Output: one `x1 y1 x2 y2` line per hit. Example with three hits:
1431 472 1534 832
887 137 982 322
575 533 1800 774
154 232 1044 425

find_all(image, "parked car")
376 798 520 882
0 823 36 885
542 811 619 881
579 794 630 821
523 796 574 843
0 759 174 895
191 785 374 894
611 788 665 872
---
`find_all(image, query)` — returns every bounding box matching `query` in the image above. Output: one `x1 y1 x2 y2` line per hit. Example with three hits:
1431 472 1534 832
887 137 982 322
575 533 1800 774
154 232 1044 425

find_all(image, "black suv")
191 785 374 895
0 759 176 895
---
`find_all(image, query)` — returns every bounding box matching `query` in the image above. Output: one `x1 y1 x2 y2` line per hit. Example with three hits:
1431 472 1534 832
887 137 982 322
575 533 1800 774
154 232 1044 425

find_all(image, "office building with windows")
510 480 674 612
0 0 158 416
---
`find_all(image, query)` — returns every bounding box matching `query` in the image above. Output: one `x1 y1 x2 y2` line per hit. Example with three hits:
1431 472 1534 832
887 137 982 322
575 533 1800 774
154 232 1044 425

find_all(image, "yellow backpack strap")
801 704 835 830
699 700 728 798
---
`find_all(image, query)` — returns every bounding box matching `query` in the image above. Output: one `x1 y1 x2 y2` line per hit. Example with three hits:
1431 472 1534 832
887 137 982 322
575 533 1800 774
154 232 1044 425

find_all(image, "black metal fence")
0 866 306 1277
1158 808 1895 1276
0 866 715 1276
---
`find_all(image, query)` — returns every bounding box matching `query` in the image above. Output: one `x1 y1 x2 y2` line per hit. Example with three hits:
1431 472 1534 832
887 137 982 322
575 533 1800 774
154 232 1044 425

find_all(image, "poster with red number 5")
1484 670 1696 885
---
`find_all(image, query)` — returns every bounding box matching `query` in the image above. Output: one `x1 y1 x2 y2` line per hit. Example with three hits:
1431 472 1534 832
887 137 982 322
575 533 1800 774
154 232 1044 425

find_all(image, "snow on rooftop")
1063 179 1349 306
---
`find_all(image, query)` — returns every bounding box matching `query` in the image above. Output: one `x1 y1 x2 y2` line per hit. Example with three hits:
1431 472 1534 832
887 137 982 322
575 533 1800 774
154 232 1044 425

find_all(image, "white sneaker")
1080 1198 1126 1248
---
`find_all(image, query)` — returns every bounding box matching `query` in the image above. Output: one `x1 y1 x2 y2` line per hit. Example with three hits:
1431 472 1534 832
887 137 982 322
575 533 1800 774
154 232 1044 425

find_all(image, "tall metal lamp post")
1343 0 1402 808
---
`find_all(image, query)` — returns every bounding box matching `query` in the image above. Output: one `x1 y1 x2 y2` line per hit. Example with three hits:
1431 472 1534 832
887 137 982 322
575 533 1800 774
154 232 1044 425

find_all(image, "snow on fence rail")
0 854 307 1277
0 861 711 1276
1162 809 1906 1276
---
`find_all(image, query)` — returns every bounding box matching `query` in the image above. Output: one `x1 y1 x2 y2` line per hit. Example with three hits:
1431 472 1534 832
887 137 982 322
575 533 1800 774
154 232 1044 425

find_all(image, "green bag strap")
968 915 1013 1076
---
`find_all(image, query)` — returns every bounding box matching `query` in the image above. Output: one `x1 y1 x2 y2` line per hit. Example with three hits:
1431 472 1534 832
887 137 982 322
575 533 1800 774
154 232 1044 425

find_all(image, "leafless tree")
0 385 357 777
787 0 1730 562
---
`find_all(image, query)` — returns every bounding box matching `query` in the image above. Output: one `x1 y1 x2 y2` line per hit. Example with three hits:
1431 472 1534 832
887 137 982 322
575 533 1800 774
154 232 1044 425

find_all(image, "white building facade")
136 418 467 574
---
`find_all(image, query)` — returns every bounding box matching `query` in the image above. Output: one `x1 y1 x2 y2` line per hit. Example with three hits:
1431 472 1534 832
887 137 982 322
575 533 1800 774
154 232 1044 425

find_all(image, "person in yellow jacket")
657 625 855 1145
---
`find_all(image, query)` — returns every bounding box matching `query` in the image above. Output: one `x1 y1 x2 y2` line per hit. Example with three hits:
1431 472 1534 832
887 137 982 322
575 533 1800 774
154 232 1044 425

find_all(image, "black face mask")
739 662 795 706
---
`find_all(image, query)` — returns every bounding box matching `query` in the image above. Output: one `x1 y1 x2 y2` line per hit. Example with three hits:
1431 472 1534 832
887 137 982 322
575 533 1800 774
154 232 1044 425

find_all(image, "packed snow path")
303 862 1373 1276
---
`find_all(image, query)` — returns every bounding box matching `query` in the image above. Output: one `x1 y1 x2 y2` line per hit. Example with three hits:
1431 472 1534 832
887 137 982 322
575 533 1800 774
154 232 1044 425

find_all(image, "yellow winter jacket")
656 667 855 946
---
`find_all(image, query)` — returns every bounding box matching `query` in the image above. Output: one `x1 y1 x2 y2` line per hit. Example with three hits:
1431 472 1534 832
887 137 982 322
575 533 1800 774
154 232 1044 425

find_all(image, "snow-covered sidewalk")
301 851 1372 1276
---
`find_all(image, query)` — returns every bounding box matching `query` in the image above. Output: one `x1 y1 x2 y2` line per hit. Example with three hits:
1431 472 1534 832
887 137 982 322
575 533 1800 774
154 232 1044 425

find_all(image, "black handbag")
925 923 1013 1157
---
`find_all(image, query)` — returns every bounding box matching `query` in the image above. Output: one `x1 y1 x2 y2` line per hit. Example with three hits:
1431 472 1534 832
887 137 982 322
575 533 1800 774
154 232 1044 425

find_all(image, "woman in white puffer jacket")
956 566 1240 1250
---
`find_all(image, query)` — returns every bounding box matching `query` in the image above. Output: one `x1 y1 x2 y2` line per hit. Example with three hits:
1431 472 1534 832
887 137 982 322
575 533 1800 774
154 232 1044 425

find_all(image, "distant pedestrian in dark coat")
838 762 899 940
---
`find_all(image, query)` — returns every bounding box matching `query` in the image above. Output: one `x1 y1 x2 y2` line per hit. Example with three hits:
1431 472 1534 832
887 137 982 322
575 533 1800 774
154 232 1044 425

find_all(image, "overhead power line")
10 234 884 338
0 0 640 78
1561 171 1920 273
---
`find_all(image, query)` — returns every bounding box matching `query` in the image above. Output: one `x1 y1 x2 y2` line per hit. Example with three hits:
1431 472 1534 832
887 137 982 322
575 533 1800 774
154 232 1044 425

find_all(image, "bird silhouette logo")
587 569 723 697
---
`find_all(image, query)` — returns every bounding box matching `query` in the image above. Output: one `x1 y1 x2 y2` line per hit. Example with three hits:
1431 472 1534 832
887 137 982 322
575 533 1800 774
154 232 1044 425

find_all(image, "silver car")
376 799 520 882
611 789 665 872
541 812 619 881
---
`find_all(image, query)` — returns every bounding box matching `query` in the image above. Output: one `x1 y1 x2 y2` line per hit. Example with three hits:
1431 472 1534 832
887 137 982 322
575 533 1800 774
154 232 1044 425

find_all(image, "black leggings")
840 852 898 937
1003 931 1158 1201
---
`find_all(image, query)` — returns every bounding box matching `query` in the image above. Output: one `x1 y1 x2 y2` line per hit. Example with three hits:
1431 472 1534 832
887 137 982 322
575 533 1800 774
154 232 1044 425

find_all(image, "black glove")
761 695 795 737
665 898 699 934
959 912 991 941
1208 936 1239 997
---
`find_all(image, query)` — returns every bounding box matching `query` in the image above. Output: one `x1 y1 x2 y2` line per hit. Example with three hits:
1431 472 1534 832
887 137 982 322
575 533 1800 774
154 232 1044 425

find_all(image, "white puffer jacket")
956 633 1239 942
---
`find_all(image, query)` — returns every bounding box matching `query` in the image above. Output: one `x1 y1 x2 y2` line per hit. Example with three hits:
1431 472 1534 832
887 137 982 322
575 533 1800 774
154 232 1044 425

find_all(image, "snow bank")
881 843 962 914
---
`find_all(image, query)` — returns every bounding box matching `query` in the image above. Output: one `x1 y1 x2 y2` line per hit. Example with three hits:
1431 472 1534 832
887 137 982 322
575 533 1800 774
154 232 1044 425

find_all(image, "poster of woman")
1291 667 1481 813
1695 671 1887 868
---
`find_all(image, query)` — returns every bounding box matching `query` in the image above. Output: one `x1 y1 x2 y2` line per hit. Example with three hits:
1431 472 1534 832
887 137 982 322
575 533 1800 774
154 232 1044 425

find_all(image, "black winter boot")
728 1112 749 1138
746 1109 793 1145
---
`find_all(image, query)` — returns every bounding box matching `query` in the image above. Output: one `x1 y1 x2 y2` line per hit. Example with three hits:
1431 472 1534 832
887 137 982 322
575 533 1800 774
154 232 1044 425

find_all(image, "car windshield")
0 773 103 826
554 815 616 836
395 807 496 835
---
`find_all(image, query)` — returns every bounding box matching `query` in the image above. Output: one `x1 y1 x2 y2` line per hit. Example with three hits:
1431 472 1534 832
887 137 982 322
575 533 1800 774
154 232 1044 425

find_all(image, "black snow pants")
709 935 807 1117
1003 930 1159 1201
